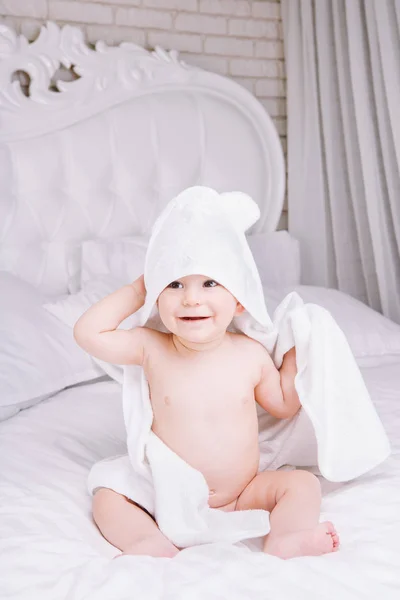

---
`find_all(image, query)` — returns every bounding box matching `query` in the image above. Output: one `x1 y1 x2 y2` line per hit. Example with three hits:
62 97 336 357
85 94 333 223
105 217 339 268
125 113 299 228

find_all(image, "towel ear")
151 186 260 238
219 191 260 232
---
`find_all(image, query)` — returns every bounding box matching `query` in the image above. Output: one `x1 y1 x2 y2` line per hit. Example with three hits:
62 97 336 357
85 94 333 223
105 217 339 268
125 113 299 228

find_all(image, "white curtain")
281 0 400 322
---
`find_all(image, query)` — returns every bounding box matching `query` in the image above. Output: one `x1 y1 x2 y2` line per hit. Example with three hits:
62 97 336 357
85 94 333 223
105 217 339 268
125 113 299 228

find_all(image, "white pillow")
0 273 103 421
44 275 142 383
44 275 127 329
72 231 300 292
67 235 148 293
80 236 149 286
265 285 400 367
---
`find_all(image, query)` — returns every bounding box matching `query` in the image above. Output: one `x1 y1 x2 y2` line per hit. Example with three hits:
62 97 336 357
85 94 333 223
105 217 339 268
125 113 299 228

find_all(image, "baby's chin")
164 321 227 343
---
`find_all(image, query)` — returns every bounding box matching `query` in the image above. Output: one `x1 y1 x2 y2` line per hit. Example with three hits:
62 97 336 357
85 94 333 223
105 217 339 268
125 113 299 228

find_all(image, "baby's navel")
209 489 216 496
163 396 171 406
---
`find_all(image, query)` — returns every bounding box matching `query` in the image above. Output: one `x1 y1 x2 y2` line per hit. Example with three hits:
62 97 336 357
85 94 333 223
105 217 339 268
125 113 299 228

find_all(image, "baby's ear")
235 303 245 316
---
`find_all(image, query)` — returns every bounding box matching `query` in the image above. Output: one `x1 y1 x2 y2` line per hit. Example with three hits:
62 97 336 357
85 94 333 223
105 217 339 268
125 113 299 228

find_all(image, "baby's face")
157 274 244 343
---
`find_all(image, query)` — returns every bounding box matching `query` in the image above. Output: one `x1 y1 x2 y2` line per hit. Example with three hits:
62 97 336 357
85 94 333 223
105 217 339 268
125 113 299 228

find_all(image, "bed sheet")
0 363 399 600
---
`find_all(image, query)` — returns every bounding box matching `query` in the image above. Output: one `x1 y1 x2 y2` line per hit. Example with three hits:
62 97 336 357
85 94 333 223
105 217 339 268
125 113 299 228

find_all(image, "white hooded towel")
88 186 390 549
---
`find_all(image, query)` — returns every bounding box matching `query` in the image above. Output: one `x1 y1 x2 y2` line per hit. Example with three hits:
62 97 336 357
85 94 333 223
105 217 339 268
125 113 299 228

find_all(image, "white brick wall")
50 2 113 25
0 0 287 227
0 0 47 19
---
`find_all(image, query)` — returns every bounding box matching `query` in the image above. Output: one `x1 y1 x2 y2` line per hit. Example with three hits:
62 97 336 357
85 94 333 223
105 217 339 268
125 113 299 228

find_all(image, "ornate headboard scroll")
0 22 285 294
0 22 196 138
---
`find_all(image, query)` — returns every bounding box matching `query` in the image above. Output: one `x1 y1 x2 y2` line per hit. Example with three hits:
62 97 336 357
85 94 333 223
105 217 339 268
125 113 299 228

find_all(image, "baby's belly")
152 410 260 508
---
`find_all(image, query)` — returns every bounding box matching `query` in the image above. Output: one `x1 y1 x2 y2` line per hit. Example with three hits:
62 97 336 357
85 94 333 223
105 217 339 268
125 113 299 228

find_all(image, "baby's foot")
120 532 179 558
263 521 340 559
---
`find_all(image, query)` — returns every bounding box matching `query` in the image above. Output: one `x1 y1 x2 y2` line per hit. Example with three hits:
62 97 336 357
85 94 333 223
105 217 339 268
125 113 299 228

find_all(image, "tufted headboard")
0 22 285 296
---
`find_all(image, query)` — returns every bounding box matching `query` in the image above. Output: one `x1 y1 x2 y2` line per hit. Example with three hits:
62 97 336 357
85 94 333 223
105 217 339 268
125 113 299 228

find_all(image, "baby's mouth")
179 317 210 321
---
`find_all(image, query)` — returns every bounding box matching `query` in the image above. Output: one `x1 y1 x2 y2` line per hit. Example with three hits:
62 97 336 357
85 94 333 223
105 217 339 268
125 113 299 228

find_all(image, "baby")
74 273 340 559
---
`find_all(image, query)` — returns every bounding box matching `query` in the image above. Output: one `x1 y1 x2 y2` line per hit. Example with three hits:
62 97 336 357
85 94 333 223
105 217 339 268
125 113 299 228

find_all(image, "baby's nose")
183 289 200 306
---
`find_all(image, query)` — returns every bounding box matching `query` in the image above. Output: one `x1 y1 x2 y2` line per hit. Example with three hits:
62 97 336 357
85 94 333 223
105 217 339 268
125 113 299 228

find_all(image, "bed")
1 21 400 600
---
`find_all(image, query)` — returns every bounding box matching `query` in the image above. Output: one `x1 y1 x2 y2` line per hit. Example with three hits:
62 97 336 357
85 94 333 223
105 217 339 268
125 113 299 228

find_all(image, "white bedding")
1 364 399 599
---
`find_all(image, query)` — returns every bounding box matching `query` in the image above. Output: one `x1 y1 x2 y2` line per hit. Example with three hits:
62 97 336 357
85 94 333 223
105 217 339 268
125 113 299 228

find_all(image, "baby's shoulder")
228 334 271 382
229 332 269 358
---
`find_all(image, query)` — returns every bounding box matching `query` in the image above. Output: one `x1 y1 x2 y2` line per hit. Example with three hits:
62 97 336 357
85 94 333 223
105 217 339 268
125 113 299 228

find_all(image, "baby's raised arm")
73 275 148 366
255 346 301 419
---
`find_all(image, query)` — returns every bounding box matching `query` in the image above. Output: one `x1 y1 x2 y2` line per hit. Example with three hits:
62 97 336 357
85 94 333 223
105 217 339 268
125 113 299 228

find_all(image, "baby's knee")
288 470 321 495
92 488 124 523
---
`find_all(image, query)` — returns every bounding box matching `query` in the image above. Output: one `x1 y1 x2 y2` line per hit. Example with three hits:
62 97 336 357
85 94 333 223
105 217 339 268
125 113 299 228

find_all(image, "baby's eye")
203 280 219 288
168 281 183 289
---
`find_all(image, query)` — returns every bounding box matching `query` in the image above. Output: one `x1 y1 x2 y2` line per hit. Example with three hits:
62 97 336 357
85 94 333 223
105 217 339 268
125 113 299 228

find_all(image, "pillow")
80 236 149 286
44 275 141 383
44 275 127 329
67 235 148 293
264 285 400 367
72 231 300 292
0 272 103 421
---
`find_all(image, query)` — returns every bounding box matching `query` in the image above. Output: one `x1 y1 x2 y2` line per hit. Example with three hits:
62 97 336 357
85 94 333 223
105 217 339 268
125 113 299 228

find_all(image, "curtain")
281 0 400 322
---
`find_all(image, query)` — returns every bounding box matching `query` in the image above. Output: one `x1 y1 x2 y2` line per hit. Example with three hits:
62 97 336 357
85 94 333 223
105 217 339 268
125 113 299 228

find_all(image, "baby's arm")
255 346 300 419
73 275 148 366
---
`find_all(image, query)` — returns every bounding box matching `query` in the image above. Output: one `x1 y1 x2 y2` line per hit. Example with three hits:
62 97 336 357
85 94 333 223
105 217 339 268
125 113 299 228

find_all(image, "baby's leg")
92 488 179 558
236 470 339 559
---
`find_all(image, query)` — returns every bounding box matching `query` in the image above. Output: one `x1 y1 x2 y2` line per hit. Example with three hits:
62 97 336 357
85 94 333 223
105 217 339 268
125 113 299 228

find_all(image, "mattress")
1 363 399 600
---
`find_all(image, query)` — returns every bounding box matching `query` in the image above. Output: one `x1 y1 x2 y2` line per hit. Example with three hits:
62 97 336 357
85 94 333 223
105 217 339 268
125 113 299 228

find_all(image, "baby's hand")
132 274 146 301
281 347 296 373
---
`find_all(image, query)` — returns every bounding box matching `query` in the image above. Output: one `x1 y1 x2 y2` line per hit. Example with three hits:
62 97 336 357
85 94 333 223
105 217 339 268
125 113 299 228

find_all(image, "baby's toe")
323 521 335 534
323 522 340 550
331 531 340 550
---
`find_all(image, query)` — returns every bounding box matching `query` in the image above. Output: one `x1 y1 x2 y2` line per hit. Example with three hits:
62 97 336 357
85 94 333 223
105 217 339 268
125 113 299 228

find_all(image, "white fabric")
0 272 102 422
44 276 141 383
281 0 400 323
1 364 400 598
87 186 390 549
44 276 126 331
68 235 149 293
267 285 400 368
